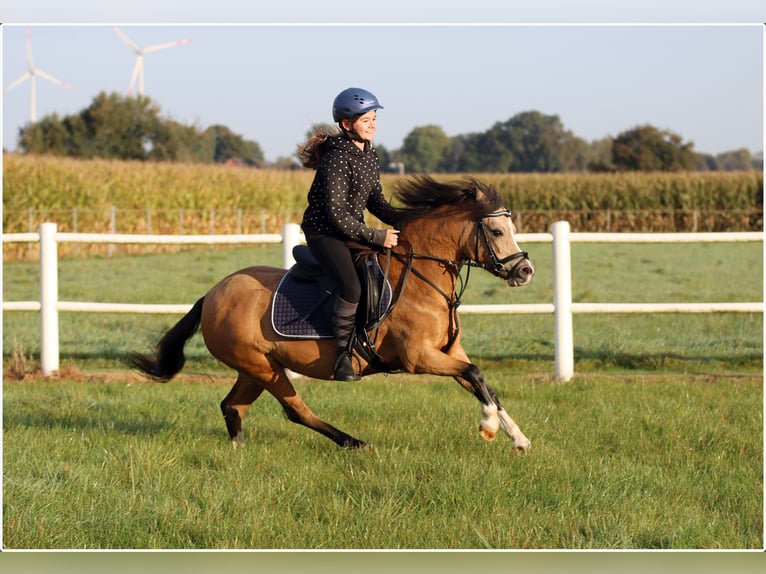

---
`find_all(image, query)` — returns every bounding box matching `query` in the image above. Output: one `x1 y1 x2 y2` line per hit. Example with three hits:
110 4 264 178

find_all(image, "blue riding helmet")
332 88 384 122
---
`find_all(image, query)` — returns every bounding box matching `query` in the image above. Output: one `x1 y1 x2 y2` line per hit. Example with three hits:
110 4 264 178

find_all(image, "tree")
17 91 265 166
611 124 696 171
695 153 720 171
17 113 70 156
202 125 264 166
374 143 392 173
399 125 451 173
445 111 589 173
163 119 215 163
458 130 514 172
80 92 167 159
716 148 753 171
586 137 616 172
19 92 168 160
500 111 588 172
751 151 763 171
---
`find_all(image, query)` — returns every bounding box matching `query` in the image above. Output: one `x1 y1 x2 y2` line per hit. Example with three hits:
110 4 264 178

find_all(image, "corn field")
3 153 762 260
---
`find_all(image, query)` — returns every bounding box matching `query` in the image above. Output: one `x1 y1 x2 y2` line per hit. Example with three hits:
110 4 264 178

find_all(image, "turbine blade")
113 26 141 53
142 38 192 54
35 69 74 90
4 72 32 93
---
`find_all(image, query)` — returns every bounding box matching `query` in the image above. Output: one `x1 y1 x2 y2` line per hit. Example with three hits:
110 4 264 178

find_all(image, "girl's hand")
383 229 399 248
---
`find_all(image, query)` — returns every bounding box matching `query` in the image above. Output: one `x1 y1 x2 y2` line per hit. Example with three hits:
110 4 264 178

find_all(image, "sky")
2 3 764 163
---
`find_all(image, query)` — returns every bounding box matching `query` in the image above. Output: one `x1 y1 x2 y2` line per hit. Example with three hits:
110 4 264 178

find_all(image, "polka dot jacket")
301 134 399 246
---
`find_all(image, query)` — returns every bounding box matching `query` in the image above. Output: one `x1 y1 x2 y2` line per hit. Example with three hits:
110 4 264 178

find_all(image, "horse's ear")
463 179 487 202
462 178 481 201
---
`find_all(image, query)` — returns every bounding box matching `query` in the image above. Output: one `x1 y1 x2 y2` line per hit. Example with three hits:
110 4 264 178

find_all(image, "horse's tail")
128 296 205 382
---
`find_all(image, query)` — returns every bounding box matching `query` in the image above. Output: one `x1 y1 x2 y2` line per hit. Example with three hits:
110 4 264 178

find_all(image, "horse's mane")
391 175 503 226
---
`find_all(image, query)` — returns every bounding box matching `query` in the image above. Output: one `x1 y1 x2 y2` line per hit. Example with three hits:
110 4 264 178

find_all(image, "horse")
129 175 535 452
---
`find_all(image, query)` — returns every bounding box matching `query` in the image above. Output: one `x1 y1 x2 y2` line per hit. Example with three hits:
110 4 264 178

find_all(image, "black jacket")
301 134 399 246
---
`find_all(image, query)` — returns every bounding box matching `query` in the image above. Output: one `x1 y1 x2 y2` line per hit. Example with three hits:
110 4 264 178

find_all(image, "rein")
368 209 527 356
388 246 470 353
356 242 470 368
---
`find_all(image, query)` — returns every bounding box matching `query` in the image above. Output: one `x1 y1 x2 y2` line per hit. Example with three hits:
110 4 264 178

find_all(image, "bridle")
362 209 530 361
475 210 530 279
386 208 530 304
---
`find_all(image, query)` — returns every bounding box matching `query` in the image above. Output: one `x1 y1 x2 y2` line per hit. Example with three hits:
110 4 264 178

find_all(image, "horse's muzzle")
505 257 535 287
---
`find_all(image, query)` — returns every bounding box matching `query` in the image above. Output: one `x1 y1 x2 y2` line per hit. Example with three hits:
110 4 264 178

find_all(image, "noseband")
475 210 529 278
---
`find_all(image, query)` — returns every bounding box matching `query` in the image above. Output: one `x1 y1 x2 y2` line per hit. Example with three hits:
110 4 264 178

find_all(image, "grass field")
2 373 761 549
2 242 763 549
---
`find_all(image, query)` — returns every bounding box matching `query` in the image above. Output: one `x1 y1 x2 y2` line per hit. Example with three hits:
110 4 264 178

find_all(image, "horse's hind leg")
220 372 265 448
266 363 369 449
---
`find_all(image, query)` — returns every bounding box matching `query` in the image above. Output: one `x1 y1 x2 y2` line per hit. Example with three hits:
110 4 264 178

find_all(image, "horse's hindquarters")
200 267 283 367
200 266 344 381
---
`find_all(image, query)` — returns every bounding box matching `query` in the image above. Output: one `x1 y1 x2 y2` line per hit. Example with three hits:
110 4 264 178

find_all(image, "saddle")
271 244 393 340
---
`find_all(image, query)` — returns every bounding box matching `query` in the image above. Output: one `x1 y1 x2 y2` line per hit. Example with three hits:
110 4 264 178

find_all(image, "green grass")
3 241 762 376
2 373 761 549
2 242 763 549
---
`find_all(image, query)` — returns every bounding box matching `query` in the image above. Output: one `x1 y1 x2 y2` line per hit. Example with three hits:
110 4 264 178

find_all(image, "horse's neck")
397 217 465 286
403 216 465 260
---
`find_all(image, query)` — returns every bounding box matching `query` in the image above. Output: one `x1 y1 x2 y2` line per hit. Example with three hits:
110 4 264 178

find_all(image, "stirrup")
334 353 360 382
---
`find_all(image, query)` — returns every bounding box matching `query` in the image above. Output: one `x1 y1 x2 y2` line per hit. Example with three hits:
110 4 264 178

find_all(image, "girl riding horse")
298 87 400 382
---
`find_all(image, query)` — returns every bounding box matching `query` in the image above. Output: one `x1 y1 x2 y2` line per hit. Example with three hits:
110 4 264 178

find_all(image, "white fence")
3 221 762 380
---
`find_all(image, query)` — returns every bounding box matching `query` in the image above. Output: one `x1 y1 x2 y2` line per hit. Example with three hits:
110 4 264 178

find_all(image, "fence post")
282 223 302 268
551 220 574 381
40 222 60 376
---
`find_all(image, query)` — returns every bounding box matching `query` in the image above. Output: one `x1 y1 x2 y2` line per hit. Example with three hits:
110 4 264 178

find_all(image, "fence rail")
3 206 763 237
2 222 762 381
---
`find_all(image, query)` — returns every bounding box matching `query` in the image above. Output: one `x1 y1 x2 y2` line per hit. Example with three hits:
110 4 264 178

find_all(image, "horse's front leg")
448 346 531 453
455 366 531 452
478 379 531 452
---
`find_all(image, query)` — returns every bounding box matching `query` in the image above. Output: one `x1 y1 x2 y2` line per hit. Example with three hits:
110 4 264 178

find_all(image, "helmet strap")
339 121 369 145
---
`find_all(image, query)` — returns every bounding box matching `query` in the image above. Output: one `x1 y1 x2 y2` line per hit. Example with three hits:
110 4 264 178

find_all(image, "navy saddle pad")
271 248 393 339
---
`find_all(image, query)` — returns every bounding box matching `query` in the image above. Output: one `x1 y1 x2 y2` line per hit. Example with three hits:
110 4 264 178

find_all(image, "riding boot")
332 296 360 382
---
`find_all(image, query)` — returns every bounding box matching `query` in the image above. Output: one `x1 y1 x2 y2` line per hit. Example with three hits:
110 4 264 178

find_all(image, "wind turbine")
4 27 74 123
113 26 192 96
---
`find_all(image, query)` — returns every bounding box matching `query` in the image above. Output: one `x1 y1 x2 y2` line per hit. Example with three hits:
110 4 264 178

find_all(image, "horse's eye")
492 229 503 237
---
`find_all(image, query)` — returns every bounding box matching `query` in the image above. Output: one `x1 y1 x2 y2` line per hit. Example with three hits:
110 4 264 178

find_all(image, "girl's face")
345 111 378 141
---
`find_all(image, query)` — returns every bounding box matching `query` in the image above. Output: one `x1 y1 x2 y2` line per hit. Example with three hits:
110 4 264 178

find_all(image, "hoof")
479 427 497 441
479 404 499 442
342 438 369 449
231 430 245 449
512 439 531 454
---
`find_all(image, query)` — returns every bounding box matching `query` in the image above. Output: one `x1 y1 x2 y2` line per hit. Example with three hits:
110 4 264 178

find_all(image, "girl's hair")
297 125 342 169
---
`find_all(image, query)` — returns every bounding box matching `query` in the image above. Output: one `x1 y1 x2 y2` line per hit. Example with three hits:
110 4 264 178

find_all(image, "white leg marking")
231 430 245 449
479 403 500 441
498 408 531 452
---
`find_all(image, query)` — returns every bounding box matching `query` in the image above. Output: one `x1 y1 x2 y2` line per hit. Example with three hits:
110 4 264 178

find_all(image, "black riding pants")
306 236 361 305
